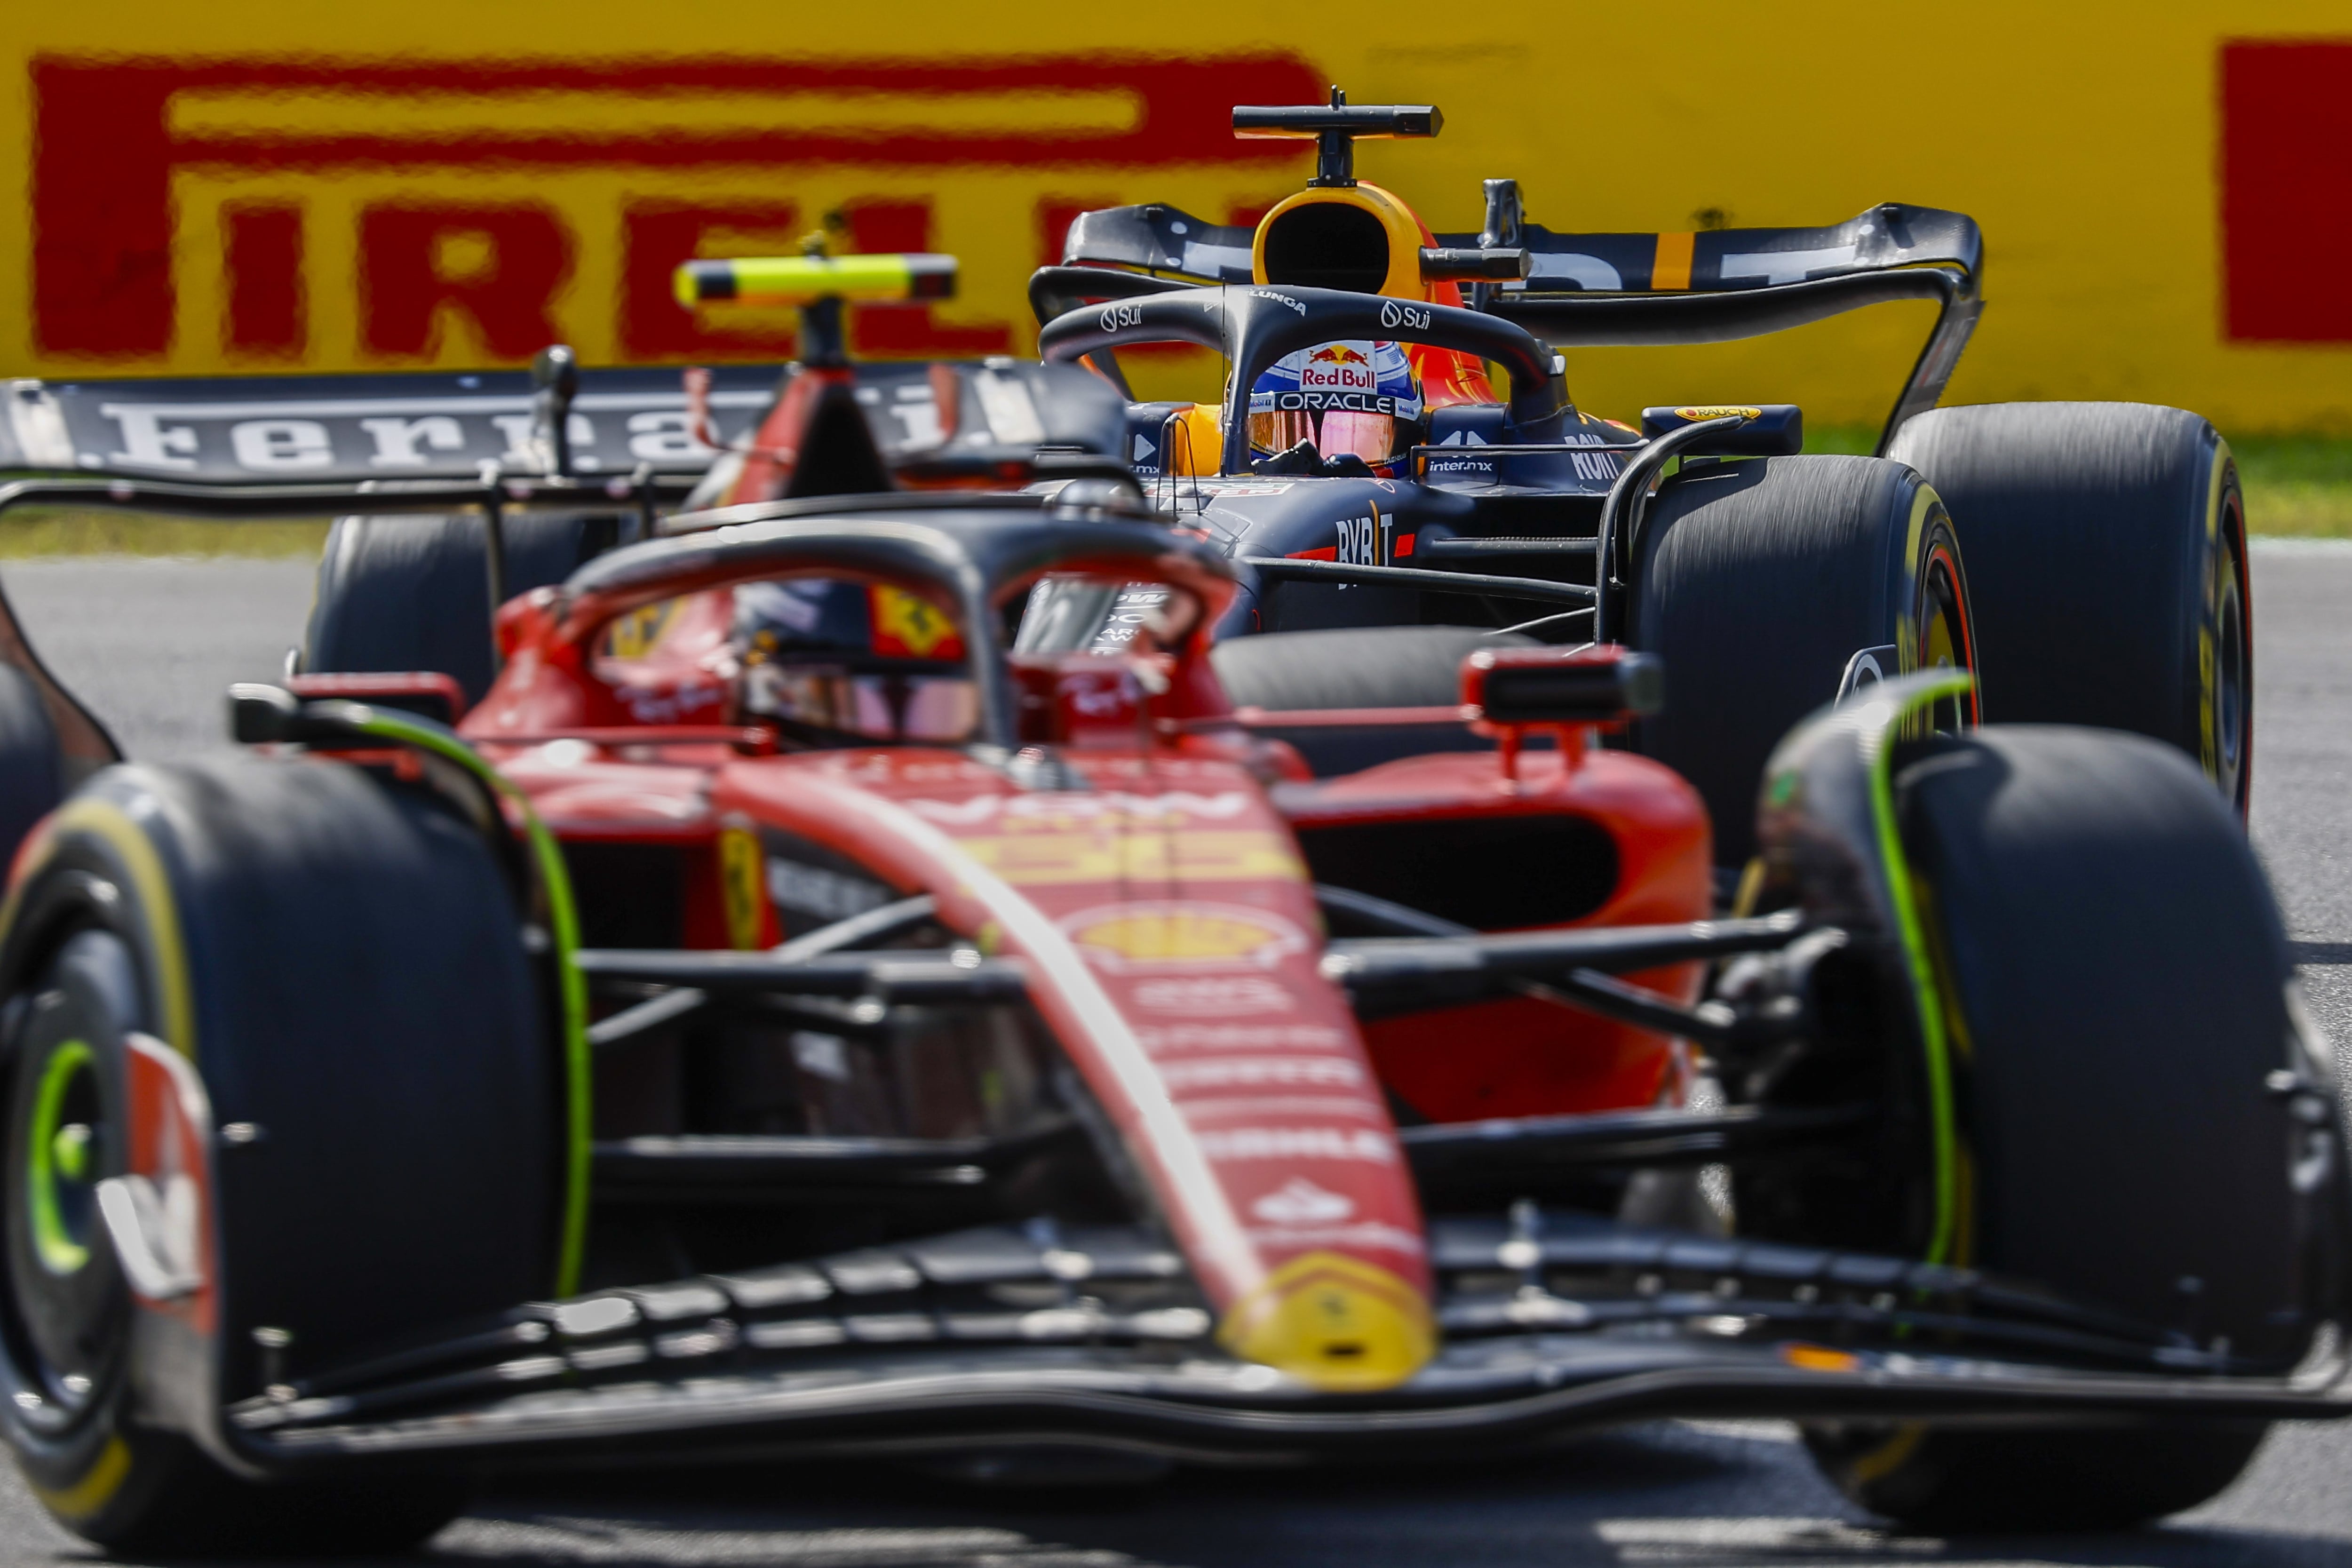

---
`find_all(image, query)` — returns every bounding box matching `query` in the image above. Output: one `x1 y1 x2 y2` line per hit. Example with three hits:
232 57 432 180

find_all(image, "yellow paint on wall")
1 2 2347 431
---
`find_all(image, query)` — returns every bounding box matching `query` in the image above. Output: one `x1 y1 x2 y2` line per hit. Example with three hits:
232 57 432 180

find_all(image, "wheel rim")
26 1041 98 1279
2214 526 2249 809
1915 532 1977 732
4 963 128 1432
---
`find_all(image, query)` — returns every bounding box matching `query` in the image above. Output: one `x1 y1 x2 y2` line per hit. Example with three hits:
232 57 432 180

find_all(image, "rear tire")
0 664 62 867
0 756 555 1554
304 512 615 706
1886 402 2249 811
1627 455 1976 866
1802 726 2332 1529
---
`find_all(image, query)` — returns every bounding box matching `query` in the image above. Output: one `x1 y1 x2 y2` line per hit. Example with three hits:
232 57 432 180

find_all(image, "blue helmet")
1246 339 1425 475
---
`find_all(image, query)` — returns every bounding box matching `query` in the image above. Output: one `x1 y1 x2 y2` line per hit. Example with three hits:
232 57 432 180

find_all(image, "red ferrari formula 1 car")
0 461 2333 1553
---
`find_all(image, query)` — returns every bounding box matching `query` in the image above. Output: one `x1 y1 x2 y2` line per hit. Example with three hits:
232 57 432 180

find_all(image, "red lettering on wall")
838 199 1012 357
359 204 576 359
222 201 306 357
32 57 175 356
29 53 1321 362
2222 40 2352 343
622 200 803 361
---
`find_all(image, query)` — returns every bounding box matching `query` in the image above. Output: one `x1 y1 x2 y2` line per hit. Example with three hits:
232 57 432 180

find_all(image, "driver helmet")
731 579 977 744
1247 339 1426 476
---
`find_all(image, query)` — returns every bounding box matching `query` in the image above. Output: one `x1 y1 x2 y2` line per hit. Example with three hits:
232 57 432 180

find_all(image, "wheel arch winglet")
1753 668 1976 1263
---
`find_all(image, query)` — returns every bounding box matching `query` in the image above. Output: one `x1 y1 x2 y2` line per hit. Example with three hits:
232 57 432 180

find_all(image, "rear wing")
1052 194 1982 451
1440 193 1979 301
2 358 1120 485
1457 191 1981 448
2 363 781 483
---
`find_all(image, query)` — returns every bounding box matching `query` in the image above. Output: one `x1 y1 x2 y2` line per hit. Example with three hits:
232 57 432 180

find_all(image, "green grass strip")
0 510 330 558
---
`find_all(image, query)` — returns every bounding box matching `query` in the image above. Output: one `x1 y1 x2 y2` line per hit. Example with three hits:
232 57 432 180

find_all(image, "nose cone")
1219 1251 1436 1392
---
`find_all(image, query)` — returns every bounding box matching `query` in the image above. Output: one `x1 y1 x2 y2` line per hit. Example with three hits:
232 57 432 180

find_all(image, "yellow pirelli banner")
2 2 2347 430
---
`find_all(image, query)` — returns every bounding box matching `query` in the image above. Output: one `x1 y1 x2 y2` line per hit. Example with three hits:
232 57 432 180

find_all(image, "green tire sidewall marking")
1857 669 1976 1267
26 1039 95 1277
336 707 591 1298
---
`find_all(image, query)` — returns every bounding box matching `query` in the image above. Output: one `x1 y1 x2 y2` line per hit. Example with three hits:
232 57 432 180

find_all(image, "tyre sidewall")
2196 445 2251 812
0 799 207 1525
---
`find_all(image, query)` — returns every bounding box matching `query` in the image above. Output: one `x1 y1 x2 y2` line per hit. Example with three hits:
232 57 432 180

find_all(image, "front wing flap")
224 1215 2351 1472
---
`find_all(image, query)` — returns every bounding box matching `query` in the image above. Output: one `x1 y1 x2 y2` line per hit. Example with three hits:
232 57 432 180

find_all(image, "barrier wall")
3 2 2348 430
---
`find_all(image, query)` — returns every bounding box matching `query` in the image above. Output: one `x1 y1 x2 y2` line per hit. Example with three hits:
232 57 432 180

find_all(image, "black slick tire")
0 664 63 868
0 756 556 1554
1209 626 1532 776
1209 624 1528 710
1803 726 2334 1530
1886 402 2250 812
1627 455 1976 866
304 512 615 706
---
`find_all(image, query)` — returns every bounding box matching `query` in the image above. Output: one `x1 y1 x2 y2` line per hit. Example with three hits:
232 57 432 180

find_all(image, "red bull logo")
1298 339 1378 393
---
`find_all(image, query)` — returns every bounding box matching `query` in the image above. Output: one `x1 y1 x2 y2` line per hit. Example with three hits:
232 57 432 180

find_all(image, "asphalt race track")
0 545 2350 1566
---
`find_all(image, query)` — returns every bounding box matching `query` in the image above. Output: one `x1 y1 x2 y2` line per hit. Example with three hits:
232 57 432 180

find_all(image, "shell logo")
1060 901 1306 971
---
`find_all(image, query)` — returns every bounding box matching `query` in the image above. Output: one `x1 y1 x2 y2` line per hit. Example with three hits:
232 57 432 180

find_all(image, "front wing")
226 1217 2352 1472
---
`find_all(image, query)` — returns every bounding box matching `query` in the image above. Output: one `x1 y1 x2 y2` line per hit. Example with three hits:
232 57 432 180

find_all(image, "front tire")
1627 455 1977 866
0 756 555 1554
1801 726 2335 1529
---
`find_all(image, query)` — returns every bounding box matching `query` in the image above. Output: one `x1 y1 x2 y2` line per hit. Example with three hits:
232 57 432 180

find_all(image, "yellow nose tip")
1218 1251 1435 1393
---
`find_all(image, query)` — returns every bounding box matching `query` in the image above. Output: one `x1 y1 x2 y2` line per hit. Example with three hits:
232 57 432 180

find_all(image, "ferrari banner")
0 1 2345 430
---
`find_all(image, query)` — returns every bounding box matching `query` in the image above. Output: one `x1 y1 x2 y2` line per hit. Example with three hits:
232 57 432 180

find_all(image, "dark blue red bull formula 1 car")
657 89 2250 867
